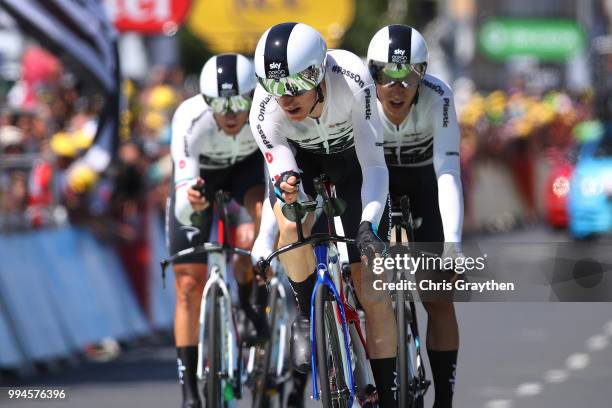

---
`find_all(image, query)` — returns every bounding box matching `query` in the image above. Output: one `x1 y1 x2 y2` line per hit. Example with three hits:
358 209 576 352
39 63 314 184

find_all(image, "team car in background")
568 127 612 239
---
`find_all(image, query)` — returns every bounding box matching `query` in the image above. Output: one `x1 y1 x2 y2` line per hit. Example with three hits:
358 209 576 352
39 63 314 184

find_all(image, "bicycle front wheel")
396 291 424 408
315 283 351 408
206 284 226 408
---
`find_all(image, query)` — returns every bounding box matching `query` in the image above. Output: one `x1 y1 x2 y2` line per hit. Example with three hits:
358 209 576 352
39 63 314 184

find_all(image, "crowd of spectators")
0 46 187 318
454 78 598 230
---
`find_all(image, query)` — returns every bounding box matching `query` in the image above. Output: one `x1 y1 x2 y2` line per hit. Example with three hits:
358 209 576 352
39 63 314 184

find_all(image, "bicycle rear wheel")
251 284 285 408
315 283 351 408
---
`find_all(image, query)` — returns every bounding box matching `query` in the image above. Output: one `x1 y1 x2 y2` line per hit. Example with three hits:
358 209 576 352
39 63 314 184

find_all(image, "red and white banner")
105 0 191 34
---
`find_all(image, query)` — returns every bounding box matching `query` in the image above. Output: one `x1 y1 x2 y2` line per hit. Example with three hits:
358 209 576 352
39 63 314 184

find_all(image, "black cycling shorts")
166 151 265 264
388 164 444 255
269 145 390 264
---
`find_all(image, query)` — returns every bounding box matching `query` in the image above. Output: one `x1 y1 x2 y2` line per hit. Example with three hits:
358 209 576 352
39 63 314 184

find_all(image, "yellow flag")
187 0 355 53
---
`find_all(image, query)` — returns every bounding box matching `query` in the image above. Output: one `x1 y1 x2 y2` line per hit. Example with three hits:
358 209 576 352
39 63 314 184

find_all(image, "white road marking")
566 353 590 370
515 382 542 397
586 334 609 352
543 369 569 383
485 399 514 408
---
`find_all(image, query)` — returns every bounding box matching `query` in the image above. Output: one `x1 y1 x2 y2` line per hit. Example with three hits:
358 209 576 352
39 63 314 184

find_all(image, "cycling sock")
427 349 457 408
370 357 398 407
176 346 201 406
255 282 268 308
288 272 317 318
237 281 253 310
237 281 265 332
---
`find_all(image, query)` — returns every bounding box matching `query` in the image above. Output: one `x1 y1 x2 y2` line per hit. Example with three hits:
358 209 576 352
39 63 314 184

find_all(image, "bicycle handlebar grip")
313 177 329 199
255 259 269 276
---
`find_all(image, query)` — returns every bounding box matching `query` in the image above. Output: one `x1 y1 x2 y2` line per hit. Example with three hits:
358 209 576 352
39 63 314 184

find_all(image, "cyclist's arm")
431 93 464 244
351 84 389 229
249 88 299 194
251 195 278 263
171 99 208 225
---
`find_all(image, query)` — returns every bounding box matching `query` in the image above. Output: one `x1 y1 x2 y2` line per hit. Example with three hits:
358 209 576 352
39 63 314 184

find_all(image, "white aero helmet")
367 25 428 87
199 53 256 113
254 22 327 97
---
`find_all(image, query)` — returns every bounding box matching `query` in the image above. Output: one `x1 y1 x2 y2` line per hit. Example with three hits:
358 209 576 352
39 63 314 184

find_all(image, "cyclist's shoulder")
173 94 211 124
250 85 286 125
420 74 454 106
171 95 215 140
326 49 373 95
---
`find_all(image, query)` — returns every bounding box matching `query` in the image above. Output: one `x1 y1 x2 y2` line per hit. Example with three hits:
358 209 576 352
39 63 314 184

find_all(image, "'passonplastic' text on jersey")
250 49 388 227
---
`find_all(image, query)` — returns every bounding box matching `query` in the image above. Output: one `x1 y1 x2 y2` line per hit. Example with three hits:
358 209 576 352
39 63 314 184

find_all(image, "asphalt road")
2 226 611 408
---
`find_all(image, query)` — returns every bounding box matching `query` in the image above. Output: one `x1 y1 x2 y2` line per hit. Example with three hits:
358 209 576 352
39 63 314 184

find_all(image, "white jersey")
171 95 259 225
379 74 464 243
250 49 388 226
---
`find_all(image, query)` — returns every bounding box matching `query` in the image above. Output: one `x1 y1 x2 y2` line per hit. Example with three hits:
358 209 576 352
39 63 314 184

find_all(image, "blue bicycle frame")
309 244 355 405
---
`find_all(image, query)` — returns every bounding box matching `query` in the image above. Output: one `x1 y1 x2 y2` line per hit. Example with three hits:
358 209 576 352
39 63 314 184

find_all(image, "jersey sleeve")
170 98 208 225
351 83 389 228
249 86 299 186
430 90 464 243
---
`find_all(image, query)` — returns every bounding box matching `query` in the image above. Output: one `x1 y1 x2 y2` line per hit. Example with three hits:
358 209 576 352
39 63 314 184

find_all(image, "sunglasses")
203 94 252 114
258 66 324 97
369 61 426 88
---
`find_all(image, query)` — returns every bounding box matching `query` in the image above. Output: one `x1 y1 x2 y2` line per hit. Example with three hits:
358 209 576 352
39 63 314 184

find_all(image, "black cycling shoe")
241 305 270 346
290 316 311 374
182 400 201 408
287 389 305 408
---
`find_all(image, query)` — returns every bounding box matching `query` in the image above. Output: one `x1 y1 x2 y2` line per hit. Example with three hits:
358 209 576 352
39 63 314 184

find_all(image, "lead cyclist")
367 25 464 408
249 22 399 407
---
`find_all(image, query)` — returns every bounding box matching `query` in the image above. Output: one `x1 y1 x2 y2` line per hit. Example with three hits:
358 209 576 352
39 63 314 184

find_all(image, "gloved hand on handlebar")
355 221 387 265
274 170 301 204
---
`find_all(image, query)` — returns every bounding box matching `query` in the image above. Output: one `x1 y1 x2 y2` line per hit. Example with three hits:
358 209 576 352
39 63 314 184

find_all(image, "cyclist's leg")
231 153 268 335
166 193 213 408
394 165 459 408
273 146 319 314
332 153 398 407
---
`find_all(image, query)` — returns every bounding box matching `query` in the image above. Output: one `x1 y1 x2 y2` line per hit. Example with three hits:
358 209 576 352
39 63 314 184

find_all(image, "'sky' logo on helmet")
221 82 233 90
394 49 406 55
269 62 282 69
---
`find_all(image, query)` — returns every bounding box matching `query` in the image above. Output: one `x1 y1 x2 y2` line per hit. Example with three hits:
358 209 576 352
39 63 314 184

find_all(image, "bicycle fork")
197 268 239 387
310 244 356 405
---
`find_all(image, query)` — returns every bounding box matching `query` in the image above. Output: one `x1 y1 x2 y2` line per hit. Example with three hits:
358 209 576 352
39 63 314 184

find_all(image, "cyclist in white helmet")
167 53 267 408
251 22 398 407
368 24 464 408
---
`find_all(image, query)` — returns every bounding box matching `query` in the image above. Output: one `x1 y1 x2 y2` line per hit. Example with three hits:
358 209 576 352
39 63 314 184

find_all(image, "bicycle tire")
396 281 410 407
315 283 351 408
251 284 279 408
206 284 224 408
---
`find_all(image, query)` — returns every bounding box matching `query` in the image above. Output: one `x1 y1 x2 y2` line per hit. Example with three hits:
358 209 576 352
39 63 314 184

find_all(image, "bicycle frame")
256 175 372 406
161 191 251 399
309 242 355 405
391 196 430 401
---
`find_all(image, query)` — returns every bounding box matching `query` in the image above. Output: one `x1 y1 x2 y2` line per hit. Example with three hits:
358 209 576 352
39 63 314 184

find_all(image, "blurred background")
0 1 611 407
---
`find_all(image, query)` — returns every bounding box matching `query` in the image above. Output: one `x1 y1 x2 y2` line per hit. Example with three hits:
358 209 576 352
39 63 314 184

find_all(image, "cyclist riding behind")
367 25 464 408
251 22 398 407
168 53 267 408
